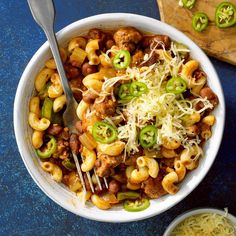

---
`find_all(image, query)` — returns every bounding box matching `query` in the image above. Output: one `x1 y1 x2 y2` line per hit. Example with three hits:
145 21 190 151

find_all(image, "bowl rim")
163 207 236 235
14 13 225 222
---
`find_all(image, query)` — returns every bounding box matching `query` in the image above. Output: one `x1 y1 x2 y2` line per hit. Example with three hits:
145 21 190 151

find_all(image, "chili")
62 159 76 170
192 12 209 32
36 135 57 158
113 50 131 69
166 76 187 94
139 125 157 148
123 198 150 212
118 83 133 101
41 97 53 120
215 2 236 28
117 191 140 201
130 81 148 97
182 0 196 9
92 121 118 144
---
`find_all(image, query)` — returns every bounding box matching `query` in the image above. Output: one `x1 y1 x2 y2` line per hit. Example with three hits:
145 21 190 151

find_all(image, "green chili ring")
123 198 150 212
139 125 158 149
192 12 209 32
166 76 187 94
113 50 131 69
92 121 118 144
118 83 133 101
36 135 57 158
130 81 148 97
182 0 196 9
215 2 236 28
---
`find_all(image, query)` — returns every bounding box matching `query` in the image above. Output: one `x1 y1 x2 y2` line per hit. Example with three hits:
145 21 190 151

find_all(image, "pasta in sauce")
28 27 218 211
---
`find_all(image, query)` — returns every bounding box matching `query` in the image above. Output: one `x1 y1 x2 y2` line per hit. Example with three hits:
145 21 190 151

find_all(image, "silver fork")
27 0 107 193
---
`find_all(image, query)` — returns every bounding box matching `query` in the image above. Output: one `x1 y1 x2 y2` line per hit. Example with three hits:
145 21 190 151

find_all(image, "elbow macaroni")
81 146 96 172
28 112 50 131
48 73 63 98
32 130 44 149
129 166 149 184
136 156 159 178
41 162 63 182
162 171 179 194
35 68 55 92
86 39 100 65
76 100 90 120
53 94 66 113
96 141 125 156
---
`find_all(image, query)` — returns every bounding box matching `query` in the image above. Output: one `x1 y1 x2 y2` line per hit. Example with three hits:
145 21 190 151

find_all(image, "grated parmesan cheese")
171 213 236 236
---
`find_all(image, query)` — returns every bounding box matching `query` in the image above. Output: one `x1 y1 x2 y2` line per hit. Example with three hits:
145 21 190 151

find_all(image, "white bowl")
14 13 225 222
164 208 236 235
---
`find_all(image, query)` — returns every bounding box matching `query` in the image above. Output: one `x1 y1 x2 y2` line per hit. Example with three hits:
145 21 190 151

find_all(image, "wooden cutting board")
157 0 236 66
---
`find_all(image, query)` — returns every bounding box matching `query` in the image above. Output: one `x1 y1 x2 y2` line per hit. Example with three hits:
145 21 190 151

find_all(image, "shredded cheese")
171 213 236 236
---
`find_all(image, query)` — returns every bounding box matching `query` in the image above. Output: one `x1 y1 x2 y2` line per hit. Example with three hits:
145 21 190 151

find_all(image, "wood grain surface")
157 0 236 65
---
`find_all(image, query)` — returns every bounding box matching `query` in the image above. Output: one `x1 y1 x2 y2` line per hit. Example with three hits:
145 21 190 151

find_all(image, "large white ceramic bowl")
14 13 225 222
164 208 236 235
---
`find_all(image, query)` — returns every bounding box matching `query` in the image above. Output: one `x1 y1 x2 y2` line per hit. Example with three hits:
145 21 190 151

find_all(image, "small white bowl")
164 208 236 235
14 13 225 222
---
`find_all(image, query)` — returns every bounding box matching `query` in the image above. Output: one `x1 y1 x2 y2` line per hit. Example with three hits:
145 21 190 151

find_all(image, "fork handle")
27 0 74 102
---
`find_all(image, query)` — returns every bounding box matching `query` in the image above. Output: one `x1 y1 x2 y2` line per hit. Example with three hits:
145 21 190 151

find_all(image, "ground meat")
69 76 83 101
141 51 159 67
200 87 219 107
47 124 63 136
113 27 143 52
69 134 80 155
142 176 166 199
96 154 123 177
141 35 171 49
93 97 117 119
52 139 70 160
131 50 144 67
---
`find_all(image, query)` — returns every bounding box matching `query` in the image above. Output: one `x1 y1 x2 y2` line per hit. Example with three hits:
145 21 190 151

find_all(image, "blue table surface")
0 0 236 235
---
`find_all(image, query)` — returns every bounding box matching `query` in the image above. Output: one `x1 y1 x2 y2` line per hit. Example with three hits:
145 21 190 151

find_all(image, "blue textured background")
0 0 236 235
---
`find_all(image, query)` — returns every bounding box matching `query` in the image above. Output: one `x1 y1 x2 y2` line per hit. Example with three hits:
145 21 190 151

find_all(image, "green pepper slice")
38 82 51 100
36 135 57 158
139 125 157 148
117 191 141 201
166 76 187 94
192 12 209 32
123 198 150 212
130 82 148 97
215 2 236 28
113 50 131 69
118 83 133 101
182 0 196 9
62 159 76 170
92 121 118 144
41 97 53 120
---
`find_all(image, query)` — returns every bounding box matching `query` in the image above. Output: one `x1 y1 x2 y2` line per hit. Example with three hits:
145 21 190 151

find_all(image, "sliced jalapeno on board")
36 135 57 158
92 121 118 144
123 198 150 212
130 82 148 97
215 2 236 28
117 191 140 201
41 97 53 120
192 12 209 32
166 76 187 94
182 0 196 9
139 125 157 148
113 50 131 69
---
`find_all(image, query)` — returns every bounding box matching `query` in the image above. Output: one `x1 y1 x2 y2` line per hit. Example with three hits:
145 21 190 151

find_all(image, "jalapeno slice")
130 82 148 97
182 0 196 9
117 191 140 201
36 135 57 158
118 83 133 101
139 125 157 148
166 76 187 94
113 50 131 69
41 97 53 120
92 121 118 144
123 198 150 212
62 159 76 170
192 12 209 32
215 2 236 28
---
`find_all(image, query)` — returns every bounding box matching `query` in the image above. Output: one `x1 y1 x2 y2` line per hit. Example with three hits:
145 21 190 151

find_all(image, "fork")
27 0 107 193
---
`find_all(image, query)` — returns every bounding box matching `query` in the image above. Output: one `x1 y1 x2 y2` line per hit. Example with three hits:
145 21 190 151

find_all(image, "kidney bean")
81 62 98 76
108 180 121 194
47 124 63 136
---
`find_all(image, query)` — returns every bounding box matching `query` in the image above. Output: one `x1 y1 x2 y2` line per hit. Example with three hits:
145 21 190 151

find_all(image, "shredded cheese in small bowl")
164 208 236 236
